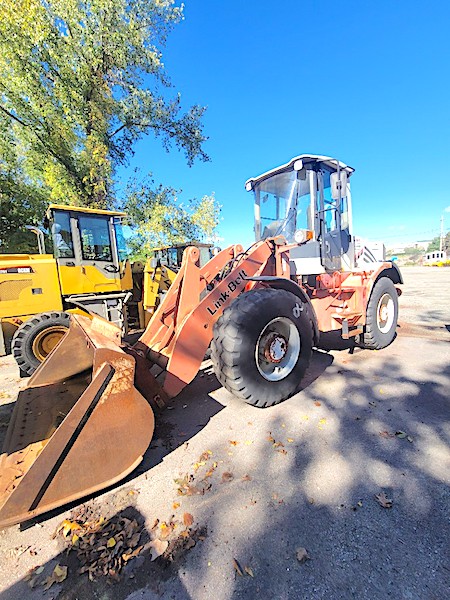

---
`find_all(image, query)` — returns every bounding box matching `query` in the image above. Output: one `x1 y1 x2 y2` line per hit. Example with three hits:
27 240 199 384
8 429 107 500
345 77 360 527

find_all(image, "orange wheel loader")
0 155 402 528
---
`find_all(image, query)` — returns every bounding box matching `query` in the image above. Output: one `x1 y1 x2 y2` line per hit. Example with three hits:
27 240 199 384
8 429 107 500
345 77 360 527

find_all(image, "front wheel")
12 311 71 376
360 277 399 349
211 288 313 407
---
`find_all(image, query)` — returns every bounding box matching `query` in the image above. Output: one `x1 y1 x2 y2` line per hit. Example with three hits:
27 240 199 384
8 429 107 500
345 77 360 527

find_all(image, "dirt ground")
0 266 449 600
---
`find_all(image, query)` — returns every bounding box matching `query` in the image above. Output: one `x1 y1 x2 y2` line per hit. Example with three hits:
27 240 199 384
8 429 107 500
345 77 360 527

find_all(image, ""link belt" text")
206 269 247 316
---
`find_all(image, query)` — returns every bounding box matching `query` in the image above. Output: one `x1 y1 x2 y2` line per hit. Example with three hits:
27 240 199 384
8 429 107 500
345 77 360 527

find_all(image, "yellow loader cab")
0 205 133 375
128 243 214 328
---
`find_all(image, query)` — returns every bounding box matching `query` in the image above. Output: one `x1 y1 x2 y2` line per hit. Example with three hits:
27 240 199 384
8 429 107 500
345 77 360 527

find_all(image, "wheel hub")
255 317 301 382
376 293 395 334
32 326 68 362
263 333 288 363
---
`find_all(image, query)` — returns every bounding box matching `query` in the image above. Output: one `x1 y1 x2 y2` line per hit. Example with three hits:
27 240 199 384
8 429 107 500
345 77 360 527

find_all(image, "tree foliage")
427 232 450 252
124 173 221 259
0 0 215 253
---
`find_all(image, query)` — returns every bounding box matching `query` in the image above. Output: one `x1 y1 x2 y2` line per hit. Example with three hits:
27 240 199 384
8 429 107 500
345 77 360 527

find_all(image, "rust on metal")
0 315 154 528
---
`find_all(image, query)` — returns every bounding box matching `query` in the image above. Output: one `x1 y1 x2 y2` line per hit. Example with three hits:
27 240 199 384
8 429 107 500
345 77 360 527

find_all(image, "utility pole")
440 215 444 252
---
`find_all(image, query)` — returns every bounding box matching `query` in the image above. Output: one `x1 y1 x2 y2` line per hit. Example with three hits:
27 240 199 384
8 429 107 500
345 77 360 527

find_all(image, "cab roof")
245 154 355 190
47 204 126 217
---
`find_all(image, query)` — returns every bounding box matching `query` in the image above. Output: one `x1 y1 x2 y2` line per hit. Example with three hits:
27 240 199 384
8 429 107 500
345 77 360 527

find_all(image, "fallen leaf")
244 565 254 577
287 438 294 443
229 440 239 446
148 539 168 561
314 401 321 407
296 547 310 563
198 452 210 462
379 431 394 438
375 492 393 508
277 449 288 455
232 558 244 576
43 564 68 589
244 440 253 445
241 474 252 482
56 519 82 538
183 513 194 527
407 436 414 443
193 461 206 471
222 471 234 483
185 537 196 550
173 502 180 509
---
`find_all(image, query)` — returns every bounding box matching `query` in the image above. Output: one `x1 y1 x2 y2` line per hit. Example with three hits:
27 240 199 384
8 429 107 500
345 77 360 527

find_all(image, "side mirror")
330 171 348 200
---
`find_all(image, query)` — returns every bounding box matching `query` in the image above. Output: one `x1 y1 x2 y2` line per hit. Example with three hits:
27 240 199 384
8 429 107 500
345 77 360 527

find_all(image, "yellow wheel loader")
0 204 212 375
0 204 133 375
0 155 403 528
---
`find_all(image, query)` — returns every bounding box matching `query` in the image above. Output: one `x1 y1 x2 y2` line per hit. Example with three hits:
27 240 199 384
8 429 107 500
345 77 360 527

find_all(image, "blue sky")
120 0 450 249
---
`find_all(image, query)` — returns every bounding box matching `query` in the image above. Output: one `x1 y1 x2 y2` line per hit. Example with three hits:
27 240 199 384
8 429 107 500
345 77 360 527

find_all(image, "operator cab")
245 155 355 274
45 206 133 326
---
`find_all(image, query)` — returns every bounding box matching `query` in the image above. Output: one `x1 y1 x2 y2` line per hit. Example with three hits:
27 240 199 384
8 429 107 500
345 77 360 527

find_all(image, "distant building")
388 240 432 255
424 250 447 263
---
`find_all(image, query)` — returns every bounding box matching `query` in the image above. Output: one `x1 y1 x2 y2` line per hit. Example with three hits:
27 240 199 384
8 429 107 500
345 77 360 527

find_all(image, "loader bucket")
0 315 154 529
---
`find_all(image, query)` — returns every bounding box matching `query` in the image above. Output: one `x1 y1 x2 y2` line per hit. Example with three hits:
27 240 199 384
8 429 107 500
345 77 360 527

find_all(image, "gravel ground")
0 266 449 600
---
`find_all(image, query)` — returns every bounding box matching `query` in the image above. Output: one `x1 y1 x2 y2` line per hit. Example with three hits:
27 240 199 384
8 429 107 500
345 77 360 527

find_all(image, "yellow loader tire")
12 312 71 376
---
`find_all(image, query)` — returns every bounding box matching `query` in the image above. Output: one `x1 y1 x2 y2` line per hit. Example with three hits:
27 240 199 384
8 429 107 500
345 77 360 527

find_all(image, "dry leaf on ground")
183 513 194 527
241 474 252 482
379 431 395 438
43 564 68 590
375 491 393 508
233 558 244 576
148 539 169 561
244 565 254 577
222 471 234 483
296 548 310 563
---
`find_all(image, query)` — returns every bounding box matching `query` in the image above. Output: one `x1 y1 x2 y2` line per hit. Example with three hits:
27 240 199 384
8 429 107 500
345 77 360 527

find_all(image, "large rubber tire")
360 277 398 349
211 288 313 407
12 311 71 376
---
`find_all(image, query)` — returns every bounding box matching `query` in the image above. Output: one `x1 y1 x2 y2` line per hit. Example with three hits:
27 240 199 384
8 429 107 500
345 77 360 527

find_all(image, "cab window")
52 211 74 258
78 215 113 262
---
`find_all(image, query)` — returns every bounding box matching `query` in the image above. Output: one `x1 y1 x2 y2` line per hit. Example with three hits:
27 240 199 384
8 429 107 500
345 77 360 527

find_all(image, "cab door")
317 169 350 272
53 210 122 296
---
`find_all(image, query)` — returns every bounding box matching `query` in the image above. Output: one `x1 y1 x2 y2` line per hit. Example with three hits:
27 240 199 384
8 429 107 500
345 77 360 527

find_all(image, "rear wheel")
211 288 313 407
12 312 71 376
360 277 398 349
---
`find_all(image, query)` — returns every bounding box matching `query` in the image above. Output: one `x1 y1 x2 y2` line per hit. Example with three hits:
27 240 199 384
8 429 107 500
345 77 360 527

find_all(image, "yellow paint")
0 254 63 319
58 261 132 295
143 263 177 313
47 204 126 217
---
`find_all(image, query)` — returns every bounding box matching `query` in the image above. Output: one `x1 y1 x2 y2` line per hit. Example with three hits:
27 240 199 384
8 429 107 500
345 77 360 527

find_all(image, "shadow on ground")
1 337 449 599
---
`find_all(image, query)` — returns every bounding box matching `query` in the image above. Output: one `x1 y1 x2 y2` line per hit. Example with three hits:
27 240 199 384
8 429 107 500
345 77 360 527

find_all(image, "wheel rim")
376 293 395 334
31 326 68 362
255 317 301 381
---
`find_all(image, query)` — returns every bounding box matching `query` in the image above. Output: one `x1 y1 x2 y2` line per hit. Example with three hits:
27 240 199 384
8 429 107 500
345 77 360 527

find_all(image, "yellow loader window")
52 212 74 258
78 215 113 262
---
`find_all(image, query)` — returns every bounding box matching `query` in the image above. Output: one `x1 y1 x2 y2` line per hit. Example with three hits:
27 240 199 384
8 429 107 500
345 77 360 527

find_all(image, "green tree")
427 233 450 252
0 0 213 252
124 173 221 259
